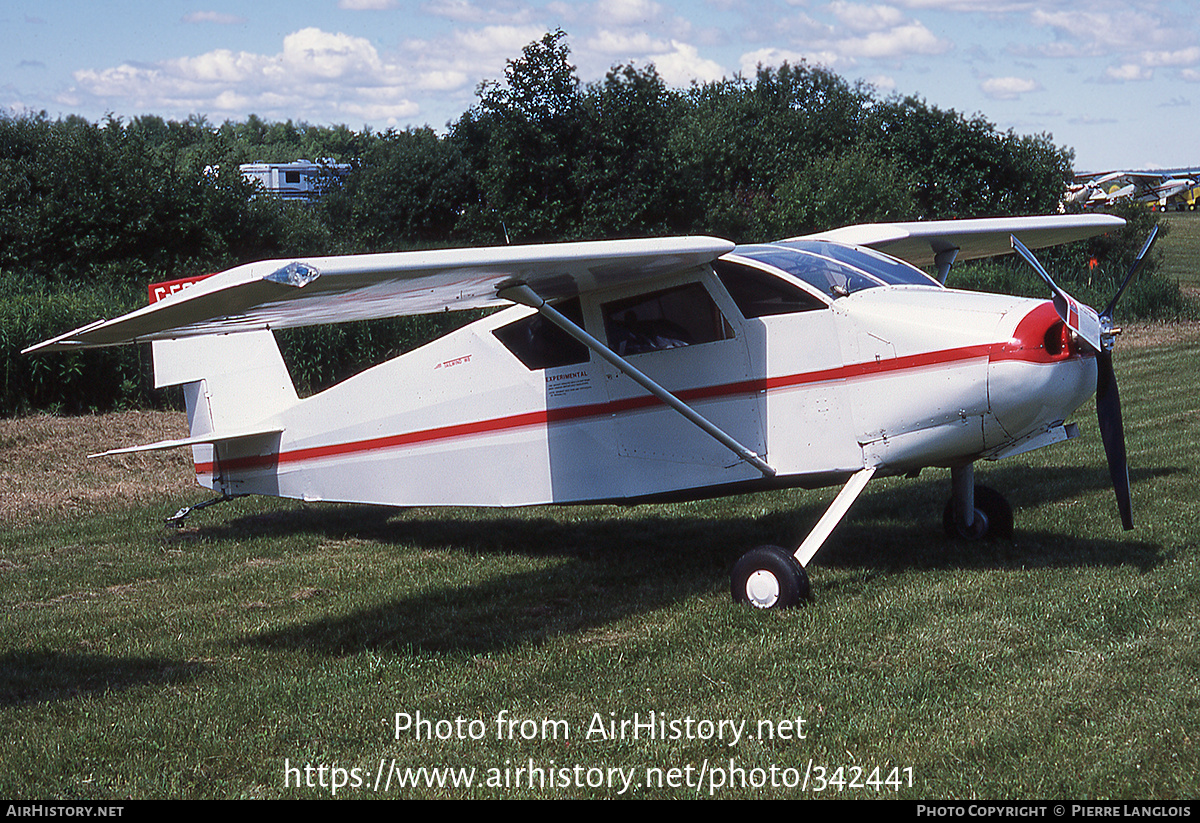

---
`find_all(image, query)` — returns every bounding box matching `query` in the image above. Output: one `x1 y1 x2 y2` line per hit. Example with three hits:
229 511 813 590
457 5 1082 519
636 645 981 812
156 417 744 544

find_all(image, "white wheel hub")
745 570 780 608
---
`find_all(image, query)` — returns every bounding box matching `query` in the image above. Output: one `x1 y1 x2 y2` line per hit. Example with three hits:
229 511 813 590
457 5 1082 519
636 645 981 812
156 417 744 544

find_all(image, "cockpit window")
714 260 826 317
494 298 589 370
735 245 883 296
780 240 941 287
602 282 732 356
734 241 940 296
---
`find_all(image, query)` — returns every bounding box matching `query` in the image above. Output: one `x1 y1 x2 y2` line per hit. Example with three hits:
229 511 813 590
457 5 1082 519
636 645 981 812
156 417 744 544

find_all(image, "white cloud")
411 69 469 92
865 73 897 93
1104 64 1153 83
739 47 844 73
828 1 907 34
1140 47 1200 69
1031 8 1180 58
338 0 397 9
182 12 247 25
443 24 551 61
1027 6 1199 87
979 75 1041 99
69 28 421 124
422 1 539 25
643 42 726 86
892 0 1041 10
584 29 671 56
836 22 950 60
764 5 951 67
591 0 667 26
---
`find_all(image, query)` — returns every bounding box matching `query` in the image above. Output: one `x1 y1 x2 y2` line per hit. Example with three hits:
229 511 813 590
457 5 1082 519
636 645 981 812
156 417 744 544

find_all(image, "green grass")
1160 212 1200 290
3 329 1200 799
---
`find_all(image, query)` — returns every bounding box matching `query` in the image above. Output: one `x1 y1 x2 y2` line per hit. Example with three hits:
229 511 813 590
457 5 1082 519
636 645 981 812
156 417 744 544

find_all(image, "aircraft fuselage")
191 241 1096 509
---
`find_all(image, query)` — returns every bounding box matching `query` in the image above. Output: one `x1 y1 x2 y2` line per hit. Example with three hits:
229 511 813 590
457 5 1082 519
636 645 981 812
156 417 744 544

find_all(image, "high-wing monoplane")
1071 170 1197 211
27 213 1152 608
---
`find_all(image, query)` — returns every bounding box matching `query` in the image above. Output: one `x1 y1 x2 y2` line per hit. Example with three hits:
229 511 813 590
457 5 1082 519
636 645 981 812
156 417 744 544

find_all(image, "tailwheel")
942 484 1013 540
731 545 810 609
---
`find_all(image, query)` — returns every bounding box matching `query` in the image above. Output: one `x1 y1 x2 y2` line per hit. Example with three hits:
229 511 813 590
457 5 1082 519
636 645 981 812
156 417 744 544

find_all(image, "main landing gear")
942 464 1013 541
730 462 1014 609
730 466 876 610
731 546 810 609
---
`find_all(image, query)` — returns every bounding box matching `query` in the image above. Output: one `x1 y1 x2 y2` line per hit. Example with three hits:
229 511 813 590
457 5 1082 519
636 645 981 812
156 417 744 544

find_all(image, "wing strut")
498 283 776 478
934 247 959 284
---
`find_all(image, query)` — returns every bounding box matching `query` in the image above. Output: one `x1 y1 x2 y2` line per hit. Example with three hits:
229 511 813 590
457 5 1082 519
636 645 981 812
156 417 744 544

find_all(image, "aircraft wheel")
731 546 810 609
942 484 1013 540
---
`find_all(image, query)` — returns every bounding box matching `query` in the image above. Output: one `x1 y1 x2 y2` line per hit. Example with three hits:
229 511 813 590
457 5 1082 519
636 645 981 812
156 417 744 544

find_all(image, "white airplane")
26 213 1153 609
1073 170 1197 210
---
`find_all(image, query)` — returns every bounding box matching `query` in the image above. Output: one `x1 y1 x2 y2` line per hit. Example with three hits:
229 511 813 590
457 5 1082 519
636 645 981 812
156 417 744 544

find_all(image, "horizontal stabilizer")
25 236 734 351
798 214 1125 269
89 426 284 458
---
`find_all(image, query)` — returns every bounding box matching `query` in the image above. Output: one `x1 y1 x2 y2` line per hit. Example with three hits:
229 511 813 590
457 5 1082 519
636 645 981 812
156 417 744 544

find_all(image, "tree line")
0 30 1179 415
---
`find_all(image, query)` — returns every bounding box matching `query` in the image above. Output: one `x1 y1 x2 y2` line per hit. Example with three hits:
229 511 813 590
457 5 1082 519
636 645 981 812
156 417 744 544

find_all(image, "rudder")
152 331 297 489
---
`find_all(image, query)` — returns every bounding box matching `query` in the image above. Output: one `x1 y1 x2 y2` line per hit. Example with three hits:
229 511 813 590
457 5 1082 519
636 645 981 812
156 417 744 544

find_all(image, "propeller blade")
1011 234 1102 351
1095 349 1133 530
1011 232 1061 292
1102 225 1159 320
1011 232 1141 530
1091 225 1158 531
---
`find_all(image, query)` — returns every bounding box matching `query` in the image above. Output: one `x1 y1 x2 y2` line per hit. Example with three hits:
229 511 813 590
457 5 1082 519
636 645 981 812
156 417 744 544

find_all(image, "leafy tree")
574 63 690 237
0 110 337 286
320 127 472 251
672 63 874 239
861 96 1074 217
759 147 921 239
451 29 585 242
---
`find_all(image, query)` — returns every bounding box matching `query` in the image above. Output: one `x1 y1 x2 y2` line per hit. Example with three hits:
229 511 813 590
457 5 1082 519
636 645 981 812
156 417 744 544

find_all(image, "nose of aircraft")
986 299 1098 448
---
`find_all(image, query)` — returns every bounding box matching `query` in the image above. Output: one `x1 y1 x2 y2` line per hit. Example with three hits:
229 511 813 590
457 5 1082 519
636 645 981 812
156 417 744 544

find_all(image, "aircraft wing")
25 236 734 351
797 214 1125 269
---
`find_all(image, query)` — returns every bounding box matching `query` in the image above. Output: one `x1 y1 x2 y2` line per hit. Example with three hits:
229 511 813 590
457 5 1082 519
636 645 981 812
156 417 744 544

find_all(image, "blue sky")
2 1 1198 173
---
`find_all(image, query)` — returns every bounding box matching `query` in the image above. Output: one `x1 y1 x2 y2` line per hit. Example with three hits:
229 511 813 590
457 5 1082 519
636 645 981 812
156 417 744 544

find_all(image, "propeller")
1011 227 1159 531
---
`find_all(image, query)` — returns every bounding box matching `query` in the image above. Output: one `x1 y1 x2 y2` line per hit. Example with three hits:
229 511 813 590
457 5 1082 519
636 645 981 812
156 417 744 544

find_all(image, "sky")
2 0 1198 174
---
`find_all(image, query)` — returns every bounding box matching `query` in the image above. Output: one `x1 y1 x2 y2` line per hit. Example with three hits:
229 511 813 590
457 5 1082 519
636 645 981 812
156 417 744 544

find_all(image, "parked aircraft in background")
1070 170 1198 211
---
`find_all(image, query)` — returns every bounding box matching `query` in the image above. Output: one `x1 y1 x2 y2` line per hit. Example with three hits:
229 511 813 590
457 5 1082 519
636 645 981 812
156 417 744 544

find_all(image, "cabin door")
596 276 766 477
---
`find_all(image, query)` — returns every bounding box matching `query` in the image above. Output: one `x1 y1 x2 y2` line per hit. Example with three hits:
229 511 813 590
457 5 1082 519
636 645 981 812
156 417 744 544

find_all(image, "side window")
602 282 732 356
493 298 589 370
714 260 826 317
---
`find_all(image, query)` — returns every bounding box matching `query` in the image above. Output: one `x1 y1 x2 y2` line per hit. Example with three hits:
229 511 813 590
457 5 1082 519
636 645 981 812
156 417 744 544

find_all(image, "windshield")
735 241 941 296
781 240 941 287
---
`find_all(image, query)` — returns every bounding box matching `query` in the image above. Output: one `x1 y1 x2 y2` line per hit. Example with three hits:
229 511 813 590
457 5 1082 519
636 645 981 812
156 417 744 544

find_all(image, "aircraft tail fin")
151 330 298 489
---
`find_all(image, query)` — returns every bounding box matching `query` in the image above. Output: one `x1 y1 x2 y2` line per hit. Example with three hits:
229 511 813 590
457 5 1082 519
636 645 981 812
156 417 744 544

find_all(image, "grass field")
2 222 1199 799
1161 212 1200 290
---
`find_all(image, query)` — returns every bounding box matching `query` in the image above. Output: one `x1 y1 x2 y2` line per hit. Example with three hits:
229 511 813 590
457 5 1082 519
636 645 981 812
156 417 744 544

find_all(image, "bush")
0 275 168 416
949 205 1194 321
275 312 487 397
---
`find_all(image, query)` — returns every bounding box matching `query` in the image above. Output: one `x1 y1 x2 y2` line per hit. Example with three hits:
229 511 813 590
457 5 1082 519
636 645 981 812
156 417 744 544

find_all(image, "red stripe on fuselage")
194 328 1089 475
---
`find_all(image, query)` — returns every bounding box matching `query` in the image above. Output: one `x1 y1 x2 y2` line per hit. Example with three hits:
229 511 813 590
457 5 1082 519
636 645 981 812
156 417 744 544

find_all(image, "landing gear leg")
943 464 1013 540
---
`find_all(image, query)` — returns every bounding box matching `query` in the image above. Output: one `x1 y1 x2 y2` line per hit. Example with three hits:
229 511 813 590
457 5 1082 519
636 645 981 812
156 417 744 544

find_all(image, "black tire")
942 484 1013 540
731 545 810 608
